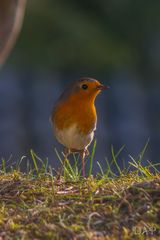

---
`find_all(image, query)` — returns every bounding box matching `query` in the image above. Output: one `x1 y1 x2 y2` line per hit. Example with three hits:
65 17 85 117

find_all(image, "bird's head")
58 77 109 105
72 77 109 102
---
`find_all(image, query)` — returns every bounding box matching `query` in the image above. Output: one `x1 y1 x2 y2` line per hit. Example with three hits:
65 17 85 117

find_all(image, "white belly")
54 124 94 150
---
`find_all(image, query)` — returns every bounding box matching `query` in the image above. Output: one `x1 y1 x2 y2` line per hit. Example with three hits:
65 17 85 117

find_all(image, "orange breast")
52 94 97 135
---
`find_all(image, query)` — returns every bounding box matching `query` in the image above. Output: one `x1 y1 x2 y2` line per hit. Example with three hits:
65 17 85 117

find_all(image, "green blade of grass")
111 146 122 175
110 145 125 166
147 160 160 173
97 161 104 175
138 138 150 163
89 139 97 176
30 149 40 177
54 148 63 165
1 158 6 173
105 157 117 178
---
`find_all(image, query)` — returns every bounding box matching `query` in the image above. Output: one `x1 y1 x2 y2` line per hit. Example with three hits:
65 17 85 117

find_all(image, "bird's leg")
57 147 70 179
85 149 89 157
80 148 89 177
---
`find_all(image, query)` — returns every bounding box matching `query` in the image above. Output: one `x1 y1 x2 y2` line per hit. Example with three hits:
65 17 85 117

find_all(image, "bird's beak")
96 84 110 90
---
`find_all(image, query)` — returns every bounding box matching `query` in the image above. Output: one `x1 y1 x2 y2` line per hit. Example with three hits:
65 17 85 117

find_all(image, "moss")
0 171 159 239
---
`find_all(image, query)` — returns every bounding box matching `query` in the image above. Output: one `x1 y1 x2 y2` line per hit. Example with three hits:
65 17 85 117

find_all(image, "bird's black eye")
82 84 88 90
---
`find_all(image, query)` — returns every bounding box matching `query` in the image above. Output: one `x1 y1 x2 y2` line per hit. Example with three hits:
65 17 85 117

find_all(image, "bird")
50 77 108 177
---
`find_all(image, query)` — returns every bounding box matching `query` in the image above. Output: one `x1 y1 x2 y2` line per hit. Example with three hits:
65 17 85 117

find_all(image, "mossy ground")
0 170 160 240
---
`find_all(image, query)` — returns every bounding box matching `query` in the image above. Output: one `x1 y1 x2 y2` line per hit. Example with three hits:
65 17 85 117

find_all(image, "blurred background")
0 0 160 172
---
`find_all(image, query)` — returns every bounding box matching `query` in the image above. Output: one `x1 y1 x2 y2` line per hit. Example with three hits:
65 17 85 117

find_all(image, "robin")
50 77 108 177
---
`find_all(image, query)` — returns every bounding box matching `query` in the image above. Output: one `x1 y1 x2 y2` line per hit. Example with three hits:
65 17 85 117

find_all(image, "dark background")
0 0 160 172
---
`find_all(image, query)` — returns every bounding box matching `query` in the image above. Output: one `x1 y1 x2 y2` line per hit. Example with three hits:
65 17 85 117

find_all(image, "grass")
0 142 160 239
